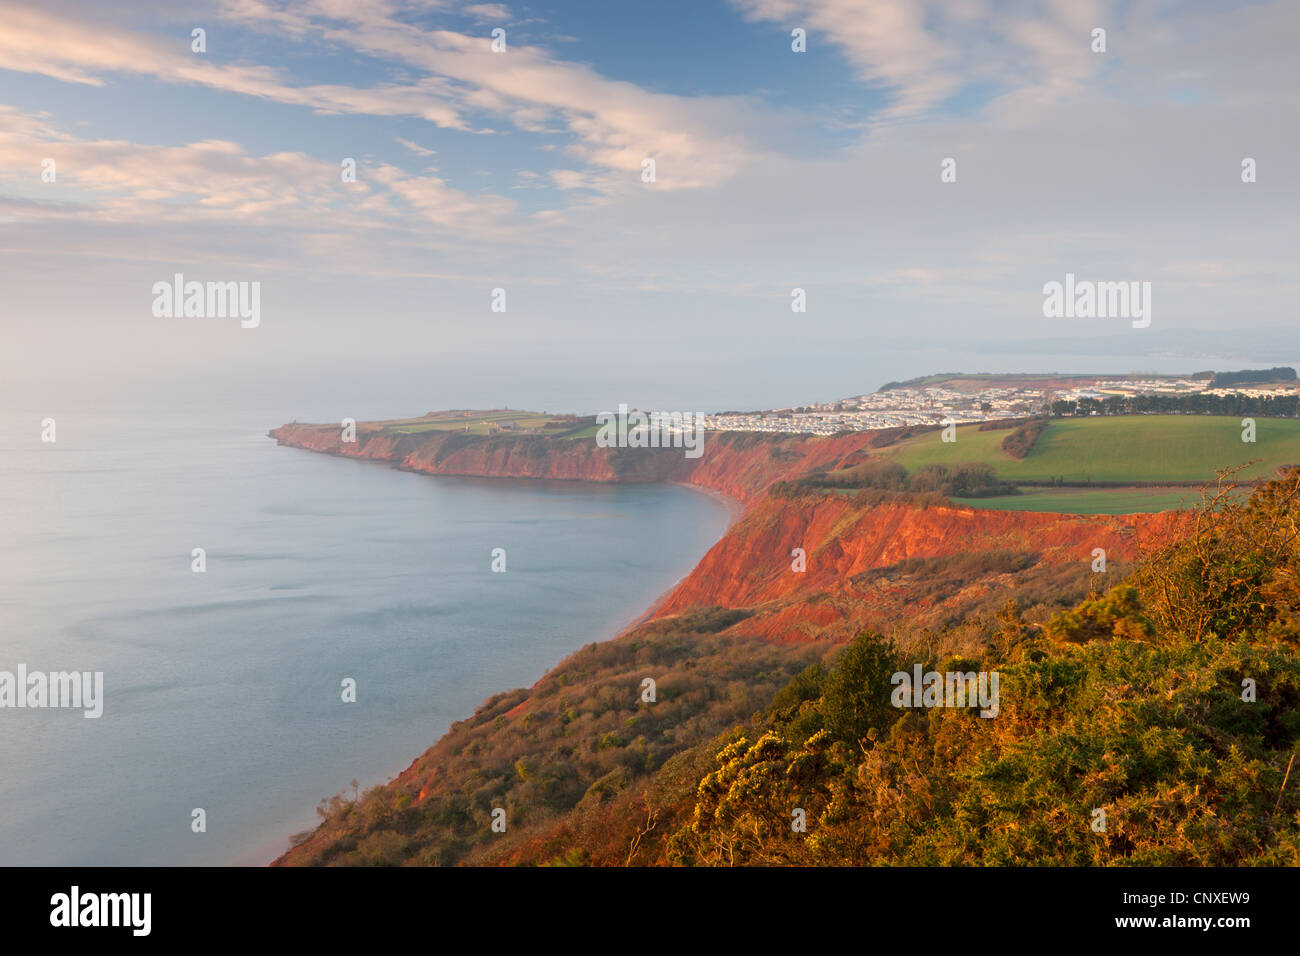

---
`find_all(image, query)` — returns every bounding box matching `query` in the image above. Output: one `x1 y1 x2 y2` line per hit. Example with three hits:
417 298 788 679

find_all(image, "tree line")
1051 392 1299 418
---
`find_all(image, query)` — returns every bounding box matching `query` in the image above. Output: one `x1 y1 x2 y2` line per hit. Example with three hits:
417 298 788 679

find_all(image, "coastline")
615 481 747 634
266 463 747 864
671 480 747 525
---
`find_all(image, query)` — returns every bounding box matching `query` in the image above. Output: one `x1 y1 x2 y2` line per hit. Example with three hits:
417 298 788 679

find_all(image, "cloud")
365 161 516 230
462 3 511 21
0 104 515 245
0 0 759 192
395 137 437 157
221 0 760 189
729 0 1114 119
0 2 478 127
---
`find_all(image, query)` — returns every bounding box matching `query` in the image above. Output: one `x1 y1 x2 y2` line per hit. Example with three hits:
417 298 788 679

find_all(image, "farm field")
886 415 1300 483
562 422 602 439
371 410 563 436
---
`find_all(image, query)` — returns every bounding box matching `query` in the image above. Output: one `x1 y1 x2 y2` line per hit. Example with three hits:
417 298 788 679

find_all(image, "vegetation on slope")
1000 417 1050 459
280 608 823 866
950 487 1203 516
277 506 1119 865
668 469 1300 865
795 460 1017 499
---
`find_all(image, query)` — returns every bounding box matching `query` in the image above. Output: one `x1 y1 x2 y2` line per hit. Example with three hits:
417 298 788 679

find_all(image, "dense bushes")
1130 472 1300 643
670 626 1299 865
908 462 1017 498
1052 393 1299 418
280 612 821 866
1214 367 1296 387
1001 418 1049 459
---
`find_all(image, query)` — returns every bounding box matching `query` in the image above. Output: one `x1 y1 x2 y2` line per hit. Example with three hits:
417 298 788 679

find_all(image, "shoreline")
671 480 747 524
615 481 747 635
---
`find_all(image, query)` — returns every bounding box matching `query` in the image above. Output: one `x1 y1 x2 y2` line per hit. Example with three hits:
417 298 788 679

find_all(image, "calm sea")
0 406 729 865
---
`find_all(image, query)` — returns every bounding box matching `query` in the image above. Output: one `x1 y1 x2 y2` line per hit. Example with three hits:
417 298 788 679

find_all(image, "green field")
372 410 563 436
950 487 1206 515
887 416 1300 483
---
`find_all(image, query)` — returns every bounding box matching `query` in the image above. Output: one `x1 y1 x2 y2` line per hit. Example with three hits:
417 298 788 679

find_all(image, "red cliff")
270 420 1187 643
268 422 879 505
650 491 1185 640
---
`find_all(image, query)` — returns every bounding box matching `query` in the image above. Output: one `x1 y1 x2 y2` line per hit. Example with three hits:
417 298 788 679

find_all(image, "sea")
0 404 730 865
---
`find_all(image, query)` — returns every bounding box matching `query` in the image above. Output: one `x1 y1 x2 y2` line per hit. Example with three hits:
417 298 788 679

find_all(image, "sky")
0 0 1297 418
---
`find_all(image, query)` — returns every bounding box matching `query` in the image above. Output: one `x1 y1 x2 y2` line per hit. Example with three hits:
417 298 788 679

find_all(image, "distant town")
700 370 1300 436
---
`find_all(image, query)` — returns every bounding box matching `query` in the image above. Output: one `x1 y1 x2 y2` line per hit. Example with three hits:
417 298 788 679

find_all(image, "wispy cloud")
0 103 515 246
462 3 512 22
394 136 436 157
729 0 1113 119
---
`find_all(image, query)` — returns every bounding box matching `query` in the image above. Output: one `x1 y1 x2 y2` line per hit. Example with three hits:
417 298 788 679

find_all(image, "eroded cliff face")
271 423 620 481
650 491 1186 641
654 494 1178 612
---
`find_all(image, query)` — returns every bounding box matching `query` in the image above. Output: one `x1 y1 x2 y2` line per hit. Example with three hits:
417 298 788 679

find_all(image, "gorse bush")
671 631 1300 865
1130 468 1300 643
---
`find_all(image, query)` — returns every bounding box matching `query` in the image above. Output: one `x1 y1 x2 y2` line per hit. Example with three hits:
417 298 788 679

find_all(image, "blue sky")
0 0 1297 416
